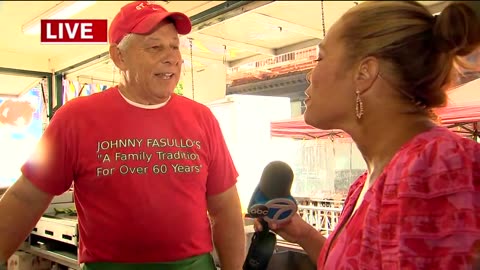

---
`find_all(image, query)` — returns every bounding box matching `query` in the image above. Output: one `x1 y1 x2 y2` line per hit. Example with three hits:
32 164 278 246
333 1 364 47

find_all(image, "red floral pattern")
318 126 480 270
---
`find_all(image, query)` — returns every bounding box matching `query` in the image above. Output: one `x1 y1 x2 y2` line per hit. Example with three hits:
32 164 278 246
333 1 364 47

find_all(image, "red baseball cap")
109 1 192 44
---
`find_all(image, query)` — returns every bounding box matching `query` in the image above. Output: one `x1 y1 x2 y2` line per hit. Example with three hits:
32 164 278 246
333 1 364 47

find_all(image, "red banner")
40 19 107 44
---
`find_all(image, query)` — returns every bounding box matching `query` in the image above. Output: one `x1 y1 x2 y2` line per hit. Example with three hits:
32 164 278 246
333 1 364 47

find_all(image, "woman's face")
304 21 357 131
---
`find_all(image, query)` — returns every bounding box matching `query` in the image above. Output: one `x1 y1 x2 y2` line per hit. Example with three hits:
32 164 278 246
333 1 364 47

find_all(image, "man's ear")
354 56 379 94
109 44 127 71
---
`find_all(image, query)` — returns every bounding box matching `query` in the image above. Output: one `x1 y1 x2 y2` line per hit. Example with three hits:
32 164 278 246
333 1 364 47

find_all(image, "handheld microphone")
246 161 297 225
243 161 298 270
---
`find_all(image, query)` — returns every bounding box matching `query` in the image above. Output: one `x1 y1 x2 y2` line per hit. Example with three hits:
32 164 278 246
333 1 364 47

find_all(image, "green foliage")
174 81 184 96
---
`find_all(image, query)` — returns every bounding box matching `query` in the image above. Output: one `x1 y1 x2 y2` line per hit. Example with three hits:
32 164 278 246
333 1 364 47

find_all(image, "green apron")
82 253 216 270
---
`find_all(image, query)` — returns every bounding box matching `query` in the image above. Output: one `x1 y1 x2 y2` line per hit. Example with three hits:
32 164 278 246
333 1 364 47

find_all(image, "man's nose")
162 52 180 66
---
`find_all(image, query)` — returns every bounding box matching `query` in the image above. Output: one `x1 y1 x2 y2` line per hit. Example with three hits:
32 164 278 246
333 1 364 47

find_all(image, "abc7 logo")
248 199 297 224
248 204 269 217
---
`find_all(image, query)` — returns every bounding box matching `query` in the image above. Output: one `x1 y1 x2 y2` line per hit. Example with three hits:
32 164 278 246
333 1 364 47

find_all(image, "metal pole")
52 73 63 117
47 75 53 119
0 67 50 78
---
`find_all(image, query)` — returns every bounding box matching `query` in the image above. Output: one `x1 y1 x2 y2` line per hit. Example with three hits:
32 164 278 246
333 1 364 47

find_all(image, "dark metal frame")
447 122 479 141
0 67 53 118
2 1 480 120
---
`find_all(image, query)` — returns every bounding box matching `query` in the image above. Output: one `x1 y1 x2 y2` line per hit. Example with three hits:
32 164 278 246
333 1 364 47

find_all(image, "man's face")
116 21 182 104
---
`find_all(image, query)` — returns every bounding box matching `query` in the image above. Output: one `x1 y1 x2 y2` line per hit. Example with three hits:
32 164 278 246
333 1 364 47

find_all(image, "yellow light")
22 1 96 35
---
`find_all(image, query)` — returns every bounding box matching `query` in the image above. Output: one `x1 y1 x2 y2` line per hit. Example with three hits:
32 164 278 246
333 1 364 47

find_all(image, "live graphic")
40 19 107 44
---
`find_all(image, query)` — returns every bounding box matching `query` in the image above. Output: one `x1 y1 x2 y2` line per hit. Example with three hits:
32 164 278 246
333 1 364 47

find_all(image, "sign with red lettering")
40 19 108 44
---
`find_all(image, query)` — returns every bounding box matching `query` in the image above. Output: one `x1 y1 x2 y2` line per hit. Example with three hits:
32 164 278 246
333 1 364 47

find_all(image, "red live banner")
40 19 108 44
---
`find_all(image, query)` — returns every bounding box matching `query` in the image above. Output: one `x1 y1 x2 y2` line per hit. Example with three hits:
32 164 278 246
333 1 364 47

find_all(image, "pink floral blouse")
318 126 480 270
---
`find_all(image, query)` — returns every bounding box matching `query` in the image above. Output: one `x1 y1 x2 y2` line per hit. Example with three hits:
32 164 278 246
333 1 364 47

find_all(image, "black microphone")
243 161 298 270
246 161 297 224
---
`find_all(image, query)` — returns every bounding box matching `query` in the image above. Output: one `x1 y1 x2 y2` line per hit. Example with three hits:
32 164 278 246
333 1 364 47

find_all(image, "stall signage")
40 19 108 44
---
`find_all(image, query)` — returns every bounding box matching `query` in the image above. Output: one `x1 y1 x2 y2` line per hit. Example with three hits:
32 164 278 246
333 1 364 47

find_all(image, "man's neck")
118 84 169 105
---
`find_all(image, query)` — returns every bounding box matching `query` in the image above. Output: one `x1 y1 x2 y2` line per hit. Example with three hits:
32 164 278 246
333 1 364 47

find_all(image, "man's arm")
207 185 245 270
0 175 53 262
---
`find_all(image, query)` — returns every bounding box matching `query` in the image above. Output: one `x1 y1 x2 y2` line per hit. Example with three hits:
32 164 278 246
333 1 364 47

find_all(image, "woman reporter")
257 1 480 269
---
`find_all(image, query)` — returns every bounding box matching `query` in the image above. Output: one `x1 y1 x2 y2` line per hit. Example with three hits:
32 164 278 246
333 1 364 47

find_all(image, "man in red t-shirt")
0 2 246 269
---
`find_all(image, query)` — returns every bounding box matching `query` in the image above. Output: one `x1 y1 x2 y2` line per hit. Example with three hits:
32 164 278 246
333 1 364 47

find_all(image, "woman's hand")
254 213 326 264
253 213 312 244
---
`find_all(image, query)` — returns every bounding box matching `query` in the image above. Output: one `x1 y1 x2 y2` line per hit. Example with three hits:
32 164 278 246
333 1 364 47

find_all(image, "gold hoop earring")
355 90 364 119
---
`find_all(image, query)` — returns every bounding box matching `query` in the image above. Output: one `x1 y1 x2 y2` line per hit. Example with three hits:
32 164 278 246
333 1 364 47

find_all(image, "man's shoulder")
173 94 207 107
173 94 214 117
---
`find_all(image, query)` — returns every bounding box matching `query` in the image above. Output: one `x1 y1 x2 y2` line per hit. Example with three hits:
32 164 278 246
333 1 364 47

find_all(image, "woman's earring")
355 90 364 119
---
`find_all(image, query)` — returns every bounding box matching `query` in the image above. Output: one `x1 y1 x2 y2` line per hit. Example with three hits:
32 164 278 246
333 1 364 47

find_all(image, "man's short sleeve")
204 112 238 196
21 105 76 195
